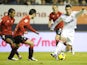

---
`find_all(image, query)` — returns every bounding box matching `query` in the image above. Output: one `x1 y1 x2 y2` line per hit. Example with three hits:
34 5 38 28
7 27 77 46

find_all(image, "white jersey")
51 10 85 31
51 10 85 45
61 11 77 45
61 11 77 30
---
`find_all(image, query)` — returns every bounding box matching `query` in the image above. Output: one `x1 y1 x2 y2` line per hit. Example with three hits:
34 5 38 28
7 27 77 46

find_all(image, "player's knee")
61 37 67 43
6 38 13 44
55 35 60 40
25 40 34 46
30 43 34 46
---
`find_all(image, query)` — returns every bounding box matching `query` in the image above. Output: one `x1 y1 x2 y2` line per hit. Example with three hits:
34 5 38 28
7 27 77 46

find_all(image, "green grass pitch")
0 52 87 65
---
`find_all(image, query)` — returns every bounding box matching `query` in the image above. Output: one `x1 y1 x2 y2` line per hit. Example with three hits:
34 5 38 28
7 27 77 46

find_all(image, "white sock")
71 45 75 55
54 41 66 55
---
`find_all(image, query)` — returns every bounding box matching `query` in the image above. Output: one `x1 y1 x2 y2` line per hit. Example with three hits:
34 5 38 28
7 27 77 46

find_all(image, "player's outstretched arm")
76 7 87 17
50 17 62 31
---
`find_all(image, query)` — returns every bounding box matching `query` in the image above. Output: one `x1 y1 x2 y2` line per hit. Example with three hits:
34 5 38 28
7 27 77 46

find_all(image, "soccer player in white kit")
50 4 86 60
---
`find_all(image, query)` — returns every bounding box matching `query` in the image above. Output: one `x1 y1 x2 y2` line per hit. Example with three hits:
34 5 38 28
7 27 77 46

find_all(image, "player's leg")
61 31 75 55
55 34 60 46
51 40 66 60
7 36 22 59
14 36 37 61
65 43 75 55
66 31 75 55
8 36 24 60
10 44 22 59
59 36 73 52
4 35 22 60
55 28 62 46
8 46 19 61
1 35 15 47
51 30 68 60
24 39 38 61
54 31 67 55
51 29 65 60
66 44 72 51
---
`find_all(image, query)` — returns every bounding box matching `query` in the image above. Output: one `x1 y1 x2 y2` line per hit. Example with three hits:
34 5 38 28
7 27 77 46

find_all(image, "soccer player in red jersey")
48 5 64 45
13 9 39 61
0 8 21 60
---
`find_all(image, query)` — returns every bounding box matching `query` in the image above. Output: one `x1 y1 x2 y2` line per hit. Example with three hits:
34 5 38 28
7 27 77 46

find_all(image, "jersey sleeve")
26 23 37 33
49 13 52 21
1 17 8 26
75 9 85 18
50 16 62 30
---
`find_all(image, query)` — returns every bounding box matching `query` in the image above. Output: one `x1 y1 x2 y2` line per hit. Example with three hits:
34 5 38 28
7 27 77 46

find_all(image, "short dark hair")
8 8 15 15
65 4 72 8
29 9 36 15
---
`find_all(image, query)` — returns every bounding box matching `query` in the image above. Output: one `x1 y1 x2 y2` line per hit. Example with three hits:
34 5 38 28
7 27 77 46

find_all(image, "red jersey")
0 32 1 35
49 11 64 30
0 15 15 35
0 23 1 35
0 22 1 27
14 15 37 37
0 21 1 31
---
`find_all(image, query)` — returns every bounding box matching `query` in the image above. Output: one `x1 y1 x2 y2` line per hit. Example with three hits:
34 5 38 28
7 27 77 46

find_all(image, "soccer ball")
58 53 66 60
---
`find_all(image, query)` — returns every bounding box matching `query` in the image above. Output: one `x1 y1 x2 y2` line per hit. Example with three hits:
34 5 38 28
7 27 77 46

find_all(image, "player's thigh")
61 30 74 43
1 35 14 44
55 34 60 40
24 39 34 46
60 30 68 42
66 31 75 45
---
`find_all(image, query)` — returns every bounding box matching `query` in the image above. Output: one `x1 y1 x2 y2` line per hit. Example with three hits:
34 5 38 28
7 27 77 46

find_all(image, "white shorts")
61 29 75 45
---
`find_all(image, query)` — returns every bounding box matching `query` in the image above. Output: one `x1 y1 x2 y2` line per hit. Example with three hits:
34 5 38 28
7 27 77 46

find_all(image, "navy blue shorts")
1 35 15 43
14 36 28 44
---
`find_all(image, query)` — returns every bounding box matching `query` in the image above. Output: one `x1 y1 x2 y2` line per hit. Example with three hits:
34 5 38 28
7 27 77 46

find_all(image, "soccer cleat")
18 55 22 60
50 53 58 60
28 57 38 61
8 58 18 61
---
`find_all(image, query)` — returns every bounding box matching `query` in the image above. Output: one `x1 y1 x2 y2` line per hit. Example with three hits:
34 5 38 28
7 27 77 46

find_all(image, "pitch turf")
0 52 87 65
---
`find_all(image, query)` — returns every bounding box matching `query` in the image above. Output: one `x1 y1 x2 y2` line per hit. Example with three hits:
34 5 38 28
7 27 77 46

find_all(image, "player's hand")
81 7 87 16
36 31 39 35
50 28 54 31
24 31 28 34
48 24 52 28
82 7 85 10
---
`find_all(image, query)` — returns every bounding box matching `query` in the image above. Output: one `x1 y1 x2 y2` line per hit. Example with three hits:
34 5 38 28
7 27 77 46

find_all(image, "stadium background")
0 5 87 52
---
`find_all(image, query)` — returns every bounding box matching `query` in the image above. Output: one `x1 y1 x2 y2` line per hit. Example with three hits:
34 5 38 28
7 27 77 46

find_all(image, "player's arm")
0 22 1 33
48 14 53 28
76 8 86 17
0 22 1 35
0 21 1 30
50 16 62 31
48 20 53 28
1 17 7 26
27 24 39 34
